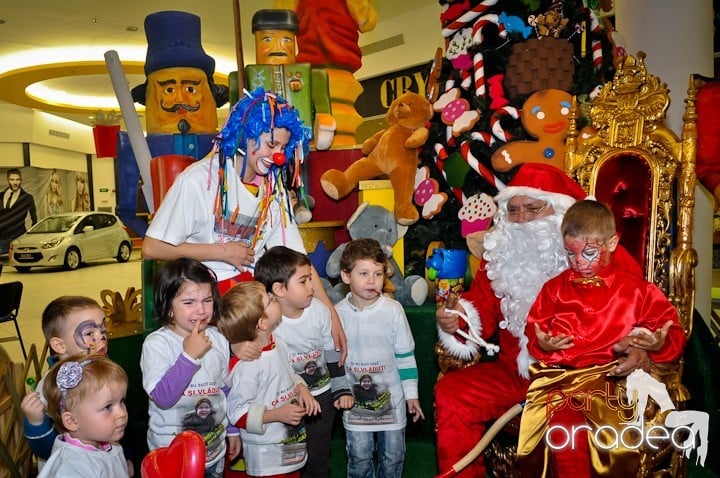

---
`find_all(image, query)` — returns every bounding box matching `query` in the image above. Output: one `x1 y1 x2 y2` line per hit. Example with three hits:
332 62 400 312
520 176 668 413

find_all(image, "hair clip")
57 360 89 411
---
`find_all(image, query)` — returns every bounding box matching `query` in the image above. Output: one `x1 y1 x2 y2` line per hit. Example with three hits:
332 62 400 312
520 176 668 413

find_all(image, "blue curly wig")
218 87 308 161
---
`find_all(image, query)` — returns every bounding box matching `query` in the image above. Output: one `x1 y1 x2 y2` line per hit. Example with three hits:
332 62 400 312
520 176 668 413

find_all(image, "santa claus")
434 163 643 477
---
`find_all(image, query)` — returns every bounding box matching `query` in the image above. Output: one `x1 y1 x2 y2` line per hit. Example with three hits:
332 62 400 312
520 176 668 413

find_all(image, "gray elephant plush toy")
324 203 428 306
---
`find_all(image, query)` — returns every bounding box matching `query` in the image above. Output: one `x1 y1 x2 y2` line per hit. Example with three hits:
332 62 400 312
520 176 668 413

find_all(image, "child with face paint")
38 355 129 477
21 296 119 469
519 200 687 478
140 258 239 478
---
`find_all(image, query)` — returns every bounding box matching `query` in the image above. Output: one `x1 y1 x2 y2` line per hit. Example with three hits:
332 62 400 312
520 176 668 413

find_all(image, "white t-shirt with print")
145 153 306 281
141 325 230 470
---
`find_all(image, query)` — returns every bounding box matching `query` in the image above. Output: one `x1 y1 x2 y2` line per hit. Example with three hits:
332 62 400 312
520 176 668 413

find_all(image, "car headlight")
42 237 65 249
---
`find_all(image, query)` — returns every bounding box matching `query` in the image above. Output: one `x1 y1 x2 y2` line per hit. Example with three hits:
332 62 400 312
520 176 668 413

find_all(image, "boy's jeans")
346 429 405 478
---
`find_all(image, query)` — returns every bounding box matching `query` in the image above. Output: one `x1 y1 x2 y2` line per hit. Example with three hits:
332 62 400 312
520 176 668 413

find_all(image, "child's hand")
534 323 574 351
629 321 674 351
227 435 242 460
275 402 306 426
126 459 135 477
407 399 425 423
298 385 321 416
21 391 46 425
234 341 262 362
334 395 355 410
183 321 212 360
609 346 650 376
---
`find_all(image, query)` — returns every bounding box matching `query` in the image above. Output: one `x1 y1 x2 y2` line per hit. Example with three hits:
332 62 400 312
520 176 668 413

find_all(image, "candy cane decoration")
434 143 449 162
460 68 473 90
472 52 485 97
460 140 505 189
441 0 499 37
468 14 506 98
591 39 603 69
490 106 520 142
588 8 601 33
470 131 496 147
433 143 463 202
471 14 507 45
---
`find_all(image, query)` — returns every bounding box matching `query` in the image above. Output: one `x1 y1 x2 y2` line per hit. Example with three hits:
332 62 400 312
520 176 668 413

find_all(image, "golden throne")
562 51 699 477
436 52 699 477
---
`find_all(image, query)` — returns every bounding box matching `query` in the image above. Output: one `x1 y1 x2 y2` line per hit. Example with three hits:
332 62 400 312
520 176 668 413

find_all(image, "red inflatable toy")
141 430 206 478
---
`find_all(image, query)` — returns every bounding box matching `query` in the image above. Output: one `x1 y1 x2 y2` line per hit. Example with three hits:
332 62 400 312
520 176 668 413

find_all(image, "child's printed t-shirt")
273 298 335 395
141 326 230 469
337 295 419 432
225 338 308 476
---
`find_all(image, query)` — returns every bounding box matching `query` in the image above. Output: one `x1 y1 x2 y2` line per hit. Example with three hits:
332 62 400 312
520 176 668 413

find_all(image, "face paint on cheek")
74 320 108 355
565 238 608 277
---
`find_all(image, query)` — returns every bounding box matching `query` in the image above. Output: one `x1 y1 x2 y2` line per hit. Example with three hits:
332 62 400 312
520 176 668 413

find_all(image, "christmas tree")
405 0 617 277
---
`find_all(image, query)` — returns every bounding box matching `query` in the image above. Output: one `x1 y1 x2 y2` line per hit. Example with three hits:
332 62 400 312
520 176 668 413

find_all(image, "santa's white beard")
483 214 568 377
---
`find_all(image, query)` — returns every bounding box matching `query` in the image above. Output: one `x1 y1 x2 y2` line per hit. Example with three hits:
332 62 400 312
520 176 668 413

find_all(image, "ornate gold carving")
100 287 143 325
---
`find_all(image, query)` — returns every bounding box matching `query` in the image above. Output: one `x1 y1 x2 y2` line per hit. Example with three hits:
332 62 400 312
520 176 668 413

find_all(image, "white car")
9 212 132 272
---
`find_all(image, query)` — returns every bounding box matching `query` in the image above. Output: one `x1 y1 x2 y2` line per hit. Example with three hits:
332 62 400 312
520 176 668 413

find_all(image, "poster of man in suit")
0 168 37 255
0 167 87 255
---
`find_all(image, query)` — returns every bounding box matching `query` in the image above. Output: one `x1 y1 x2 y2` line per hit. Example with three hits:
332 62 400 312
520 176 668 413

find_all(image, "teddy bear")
320 91 433 226
322 203 429 306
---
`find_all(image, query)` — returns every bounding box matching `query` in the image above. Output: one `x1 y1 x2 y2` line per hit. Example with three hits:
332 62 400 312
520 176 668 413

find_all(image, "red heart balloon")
141 430 206 478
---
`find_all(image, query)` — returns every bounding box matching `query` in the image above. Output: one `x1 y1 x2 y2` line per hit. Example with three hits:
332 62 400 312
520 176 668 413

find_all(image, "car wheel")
64 248 81 270
117 242 131 263
14 266 31 273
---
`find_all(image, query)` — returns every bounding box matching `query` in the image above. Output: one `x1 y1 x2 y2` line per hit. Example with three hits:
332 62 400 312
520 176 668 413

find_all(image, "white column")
616 0 715 325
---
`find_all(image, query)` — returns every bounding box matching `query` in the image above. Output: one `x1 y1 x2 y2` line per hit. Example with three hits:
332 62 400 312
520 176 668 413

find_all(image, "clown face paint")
242 129 292 182
564 236 615 278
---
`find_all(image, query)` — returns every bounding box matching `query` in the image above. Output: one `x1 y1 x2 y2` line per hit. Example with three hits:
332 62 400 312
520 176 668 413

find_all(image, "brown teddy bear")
320 91 433 225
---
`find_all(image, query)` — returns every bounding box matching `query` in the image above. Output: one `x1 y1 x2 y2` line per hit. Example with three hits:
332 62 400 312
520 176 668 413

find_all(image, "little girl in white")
140 258 240 477
39 354 129 477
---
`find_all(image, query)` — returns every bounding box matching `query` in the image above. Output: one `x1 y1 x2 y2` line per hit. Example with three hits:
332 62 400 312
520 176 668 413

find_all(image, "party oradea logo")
544 369 709 467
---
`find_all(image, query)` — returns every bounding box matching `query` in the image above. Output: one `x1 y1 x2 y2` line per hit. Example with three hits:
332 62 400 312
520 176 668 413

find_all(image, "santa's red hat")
494 163 588 215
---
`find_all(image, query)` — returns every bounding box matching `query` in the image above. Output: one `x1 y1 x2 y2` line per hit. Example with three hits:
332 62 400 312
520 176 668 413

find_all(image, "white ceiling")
0 1 442 126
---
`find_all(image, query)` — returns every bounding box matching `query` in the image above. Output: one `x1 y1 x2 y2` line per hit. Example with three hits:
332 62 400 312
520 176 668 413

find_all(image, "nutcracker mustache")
161 102 201 113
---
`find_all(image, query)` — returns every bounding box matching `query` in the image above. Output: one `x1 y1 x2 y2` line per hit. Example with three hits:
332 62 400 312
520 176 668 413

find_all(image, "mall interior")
0 1 719 477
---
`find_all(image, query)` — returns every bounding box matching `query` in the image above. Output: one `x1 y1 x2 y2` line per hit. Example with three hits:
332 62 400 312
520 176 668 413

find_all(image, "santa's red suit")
435 164 588 478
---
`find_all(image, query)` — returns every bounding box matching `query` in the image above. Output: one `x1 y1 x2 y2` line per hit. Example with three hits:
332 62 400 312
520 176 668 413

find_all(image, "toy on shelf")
324 203 428 306
320 92 433 226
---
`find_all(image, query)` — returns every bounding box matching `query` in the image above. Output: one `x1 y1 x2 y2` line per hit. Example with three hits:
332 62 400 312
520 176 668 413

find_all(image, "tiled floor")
0 250 143 365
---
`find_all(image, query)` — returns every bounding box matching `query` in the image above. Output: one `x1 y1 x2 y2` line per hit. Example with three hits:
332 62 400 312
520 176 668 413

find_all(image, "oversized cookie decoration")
490 89 572 172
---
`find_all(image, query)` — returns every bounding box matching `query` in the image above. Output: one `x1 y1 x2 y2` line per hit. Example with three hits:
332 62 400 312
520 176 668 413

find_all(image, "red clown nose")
272 152 286 166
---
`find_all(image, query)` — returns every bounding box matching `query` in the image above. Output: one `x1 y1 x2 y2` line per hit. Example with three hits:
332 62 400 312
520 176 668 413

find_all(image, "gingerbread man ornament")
490 89 572 172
